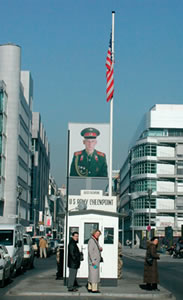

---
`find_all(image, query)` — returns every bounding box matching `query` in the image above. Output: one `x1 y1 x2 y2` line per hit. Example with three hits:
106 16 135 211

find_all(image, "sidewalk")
6 266 175 299
123 245 183 263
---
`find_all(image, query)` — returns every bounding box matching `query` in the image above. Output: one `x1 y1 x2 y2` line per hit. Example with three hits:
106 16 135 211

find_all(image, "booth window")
69 227 79 239
84 223 99 244
104 227 114 244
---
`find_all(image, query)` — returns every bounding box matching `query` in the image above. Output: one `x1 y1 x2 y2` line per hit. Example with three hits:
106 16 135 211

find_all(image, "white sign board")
69 195 116 212
39 225 44 232
8 214 18 219
81 190 103 196
39 211 43 222
26 226 33 232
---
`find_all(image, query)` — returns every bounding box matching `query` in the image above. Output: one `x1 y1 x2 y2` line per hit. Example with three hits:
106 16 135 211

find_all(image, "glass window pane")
84 223 99 244
0 230 13 245
104 227 114 244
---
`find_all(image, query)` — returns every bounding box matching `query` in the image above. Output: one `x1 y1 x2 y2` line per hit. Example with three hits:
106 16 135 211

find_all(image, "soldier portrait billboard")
69 123 110 178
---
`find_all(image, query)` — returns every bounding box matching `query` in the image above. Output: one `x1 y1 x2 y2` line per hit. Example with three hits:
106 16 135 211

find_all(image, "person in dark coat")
67 232 81 292
143 237 160 291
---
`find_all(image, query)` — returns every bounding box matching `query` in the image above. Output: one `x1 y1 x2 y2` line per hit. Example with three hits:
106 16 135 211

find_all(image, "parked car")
22 234 34 269
50 239 59 254
0 245 11 288
0 224 24 275
32 236 51 257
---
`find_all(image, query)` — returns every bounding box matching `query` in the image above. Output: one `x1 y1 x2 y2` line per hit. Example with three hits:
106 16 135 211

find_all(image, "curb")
11 291 175 299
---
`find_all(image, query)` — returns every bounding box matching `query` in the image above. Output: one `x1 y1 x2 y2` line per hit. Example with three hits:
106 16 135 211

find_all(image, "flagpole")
109 11 115 197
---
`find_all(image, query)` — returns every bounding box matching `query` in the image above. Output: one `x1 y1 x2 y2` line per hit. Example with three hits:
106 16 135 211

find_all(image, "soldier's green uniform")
70 149 108 177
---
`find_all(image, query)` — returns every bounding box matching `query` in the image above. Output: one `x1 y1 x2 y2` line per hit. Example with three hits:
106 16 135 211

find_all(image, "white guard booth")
64 190 119 286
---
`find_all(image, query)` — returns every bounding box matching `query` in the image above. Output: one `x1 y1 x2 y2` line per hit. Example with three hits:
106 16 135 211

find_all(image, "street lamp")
147 188 152 240
128 193 135 249
118 208 125 247
131 205 134 249
33 198 38 235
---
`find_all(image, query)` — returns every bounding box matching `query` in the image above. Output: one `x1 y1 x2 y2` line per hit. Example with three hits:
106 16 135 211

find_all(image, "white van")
23 234 34 269
0 224 24 274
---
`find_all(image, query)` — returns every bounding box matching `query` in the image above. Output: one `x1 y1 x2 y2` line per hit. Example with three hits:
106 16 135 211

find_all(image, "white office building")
0 44 33 225
119 104 183 243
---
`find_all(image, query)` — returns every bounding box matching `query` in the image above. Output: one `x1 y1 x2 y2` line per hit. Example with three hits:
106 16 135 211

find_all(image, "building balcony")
157 209 183 214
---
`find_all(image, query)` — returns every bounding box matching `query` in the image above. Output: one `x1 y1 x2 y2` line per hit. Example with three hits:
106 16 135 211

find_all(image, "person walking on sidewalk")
88 229 103 293
118 241 123 279
67 232 81 292
143 237 160 291
39 237 47 258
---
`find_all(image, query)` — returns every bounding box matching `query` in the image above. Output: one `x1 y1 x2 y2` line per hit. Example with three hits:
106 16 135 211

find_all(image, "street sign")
39 225 44 232
26 226 33 232
147 225 151 232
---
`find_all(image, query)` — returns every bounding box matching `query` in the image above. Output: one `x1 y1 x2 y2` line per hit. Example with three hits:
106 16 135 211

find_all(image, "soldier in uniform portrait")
70 127 108 177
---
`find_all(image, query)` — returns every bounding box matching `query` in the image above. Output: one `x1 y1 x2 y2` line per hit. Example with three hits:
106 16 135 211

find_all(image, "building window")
148 129 165 137
168 129 183 137
133 197 156 209
0 135 2 154
132 162 156 175
131 179 156 193
134 214 149 226
0 200 4 216
132 144 157 159
0 91 3 113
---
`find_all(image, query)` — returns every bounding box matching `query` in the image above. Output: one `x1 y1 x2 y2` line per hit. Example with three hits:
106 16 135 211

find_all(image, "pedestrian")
39 237 47 258
87 229 103 293
56 245 63 280
67 232 81 292
143 237 160 291
118 241 123 279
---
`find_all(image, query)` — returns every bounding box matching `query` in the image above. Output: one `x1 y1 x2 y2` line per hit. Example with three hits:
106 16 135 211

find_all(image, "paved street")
0 251 175 300
123 246 183 300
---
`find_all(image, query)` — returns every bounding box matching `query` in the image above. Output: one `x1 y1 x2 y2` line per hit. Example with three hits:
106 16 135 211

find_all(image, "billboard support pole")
109 11 115 197
64 129 70 285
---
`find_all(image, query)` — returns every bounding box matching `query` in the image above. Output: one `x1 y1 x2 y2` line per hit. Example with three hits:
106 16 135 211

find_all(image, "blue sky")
1 0 183 186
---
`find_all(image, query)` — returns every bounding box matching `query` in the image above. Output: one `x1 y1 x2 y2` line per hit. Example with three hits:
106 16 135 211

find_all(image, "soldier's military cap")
81 127 100 139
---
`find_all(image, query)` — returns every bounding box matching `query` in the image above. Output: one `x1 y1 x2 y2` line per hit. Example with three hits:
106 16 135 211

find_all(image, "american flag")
106 34 114 102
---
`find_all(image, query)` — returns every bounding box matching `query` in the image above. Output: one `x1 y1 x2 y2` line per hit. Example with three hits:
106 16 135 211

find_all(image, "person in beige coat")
39 237 47 258
88 229 103 293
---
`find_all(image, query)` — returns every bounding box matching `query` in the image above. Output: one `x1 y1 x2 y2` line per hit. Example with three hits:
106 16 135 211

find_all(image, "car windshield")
0 230 13 246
